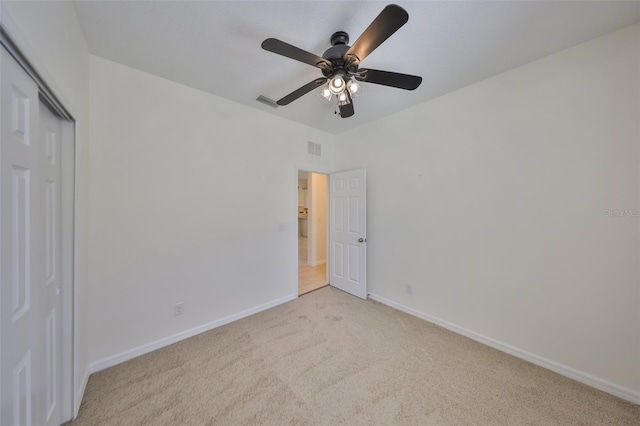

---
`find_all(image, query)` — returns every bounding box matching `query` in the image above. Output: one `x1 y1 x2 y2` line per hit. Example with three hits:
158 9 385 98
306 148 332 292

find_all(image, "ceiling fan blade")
356 68 422 90
262 38 331 69
339 91 355 118
277 78 328 106
345 4 409 64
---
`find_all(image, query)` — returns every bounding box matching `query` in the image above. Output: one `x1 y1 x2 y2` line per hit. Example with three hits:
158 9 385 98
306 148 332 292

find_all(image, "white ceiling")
73 1 639 135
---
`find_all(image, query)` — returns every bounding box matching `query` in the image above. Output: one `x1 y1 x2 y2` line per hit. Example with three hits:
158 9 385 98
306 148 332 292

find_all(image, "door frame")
294 166 331 296
1 8 79 421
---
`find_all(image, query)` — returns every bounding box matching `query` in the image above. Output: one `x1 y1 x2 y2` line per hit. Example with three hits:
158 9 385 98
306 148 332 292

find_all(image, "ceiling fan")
261 4 422 118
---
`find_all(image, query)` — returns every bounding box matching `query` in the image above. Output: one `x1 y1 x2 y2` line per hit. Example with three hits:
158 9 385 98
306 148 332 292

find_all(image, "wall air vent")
255 95 278 108
308 141 321 157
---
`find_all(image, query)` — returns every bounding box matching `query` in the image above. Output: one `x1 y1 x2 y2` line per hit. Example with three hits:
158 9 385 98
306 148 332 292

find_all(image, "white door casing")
329 169 367 299
1 46 63 426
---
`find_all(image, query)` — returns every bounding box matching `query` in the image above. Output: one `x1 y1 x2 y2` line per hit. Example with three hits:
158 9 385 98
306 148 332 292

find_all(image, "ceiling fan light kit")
320 75 361 104
261 4 422 118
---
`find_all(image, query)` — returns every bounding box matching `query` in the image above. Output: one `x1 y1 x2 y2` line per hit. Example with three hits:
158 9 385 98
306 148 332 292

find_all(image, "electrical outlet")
174 302 184 316
405 284 413 295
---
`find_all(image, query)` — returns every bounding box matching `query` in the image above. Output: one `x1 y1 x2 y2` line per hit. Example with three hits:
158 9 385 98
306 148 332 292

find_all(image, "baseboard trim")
368 293 640 405
74 367 90 418
88 293 297 375
307 260 326 267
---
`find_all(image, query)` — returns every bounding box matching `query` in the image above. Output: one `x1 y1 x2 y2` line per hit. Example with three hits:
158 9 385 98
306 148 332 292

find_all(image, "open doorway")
298 171 329 295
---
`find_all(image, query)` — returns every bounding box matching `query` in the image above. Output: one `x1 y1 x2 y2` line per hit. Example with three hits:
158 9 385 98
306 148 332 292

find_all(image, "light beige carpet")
73 287 639 425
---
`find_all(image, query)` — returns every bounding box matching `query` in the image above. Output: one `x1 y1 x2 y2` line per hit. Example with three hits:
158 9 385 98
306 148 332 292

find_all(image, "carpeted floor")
72 286 639 425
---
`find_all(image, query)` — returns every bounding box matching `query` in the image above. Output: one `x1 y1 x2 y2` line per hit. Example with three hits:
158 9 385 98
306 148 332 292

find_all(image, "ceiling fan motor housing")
322 32 358 78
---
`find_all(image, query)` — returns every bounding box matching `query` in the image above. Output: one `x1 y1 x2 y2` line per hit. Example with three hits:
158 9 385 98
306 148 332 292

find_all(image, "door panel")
348 244 359 282
39 94 63 426
333 242 344 278
10 165 31 322
1 46 62 426
329 169 367 299
2 45 40 426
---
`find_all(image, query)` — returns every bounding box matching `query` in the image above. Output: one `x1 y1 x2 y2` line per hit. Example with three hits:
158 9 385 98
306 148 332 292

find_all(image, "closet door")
1 45 62 426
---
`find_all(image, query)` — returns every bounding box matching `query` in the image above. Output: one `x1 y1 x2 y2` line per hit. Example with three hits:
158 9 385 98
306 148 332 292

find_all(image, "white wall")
88 55 335 364
0 0 91 414
309 173 327 266
336 24 640 399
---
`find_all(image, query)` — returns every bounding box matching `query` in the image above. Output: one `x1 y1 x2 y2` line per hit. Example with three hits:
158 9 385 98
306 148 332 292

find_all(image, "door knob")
358 238 365 242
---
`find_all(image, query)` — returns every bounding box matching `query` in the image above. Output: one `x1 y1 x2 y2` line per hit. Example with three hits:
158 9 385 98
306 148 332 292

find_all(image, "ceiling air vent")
255 95 278 108
308 141 321 157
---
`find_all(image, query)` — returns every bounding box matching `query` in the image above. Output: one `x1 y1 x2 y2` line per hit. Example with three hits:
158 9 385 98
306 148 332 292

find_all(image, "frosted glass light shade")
318 87 332 102
347 80 361 98
329 75 346 94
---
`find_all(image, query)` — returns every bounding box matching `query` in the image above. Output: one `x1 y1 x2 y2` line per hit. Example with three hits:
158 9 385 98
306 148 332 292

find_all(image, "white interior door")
1 46 63 426
329 169 367 299
39 98 64 426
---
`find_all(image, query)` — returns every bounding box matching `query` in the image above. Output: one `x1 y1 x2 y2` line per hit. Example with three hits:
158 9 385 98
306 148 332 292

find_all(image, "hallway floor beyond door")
298 237 327 295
